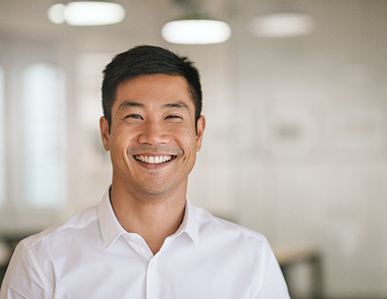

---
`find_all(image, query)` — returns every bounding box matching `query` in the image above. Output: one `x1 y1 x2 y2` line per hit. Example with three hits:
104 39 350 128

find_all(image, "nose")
137 120 170 145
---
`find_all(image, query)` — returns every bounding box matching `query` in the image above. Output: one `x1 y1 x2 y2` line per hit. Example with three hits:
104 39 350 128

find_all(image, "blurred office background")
0 0 387 298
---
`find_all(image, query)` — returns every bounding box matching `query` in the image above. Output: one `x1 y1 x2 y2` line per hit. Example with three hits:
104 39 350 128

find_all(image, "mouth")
133 154 177 166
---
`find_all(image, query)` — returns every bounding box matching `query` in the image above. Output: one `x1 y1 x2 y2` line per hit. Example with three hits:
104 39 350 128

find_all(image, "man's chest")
49 242 260 299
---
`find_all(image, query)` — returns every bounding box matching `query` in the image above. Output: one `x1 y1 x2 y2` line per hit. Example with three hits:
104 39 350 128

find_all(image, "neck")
110 181 187 255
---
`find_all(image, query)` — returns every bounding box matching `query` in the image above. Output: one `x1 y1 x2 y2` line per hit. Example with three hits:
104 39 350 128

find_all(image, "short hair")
101 45 202 126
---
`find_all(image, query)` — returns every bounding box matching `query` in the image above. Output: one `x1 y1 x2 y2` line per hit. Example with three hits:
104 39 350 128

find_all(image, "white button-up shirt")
1 191 289 299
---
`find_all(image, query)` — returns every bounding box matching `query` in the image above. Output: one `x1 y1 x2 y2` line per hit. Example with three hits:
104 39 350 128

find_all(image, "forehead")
113 74 194 111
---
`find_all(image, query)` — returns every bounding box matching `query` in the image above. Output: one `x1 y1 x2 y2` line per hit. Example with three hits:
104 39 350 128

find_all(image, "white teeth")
135 155 172 164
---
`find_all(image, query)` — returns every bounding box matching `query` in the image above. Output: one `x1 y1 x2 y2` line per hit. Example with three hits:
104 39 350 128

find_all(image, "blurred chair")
277 248 324 299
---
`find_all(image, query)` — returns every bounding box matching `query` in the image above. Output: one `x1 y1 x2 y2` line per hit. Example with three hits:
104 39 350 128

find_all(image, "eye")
124 114 143 120
165 114 183 122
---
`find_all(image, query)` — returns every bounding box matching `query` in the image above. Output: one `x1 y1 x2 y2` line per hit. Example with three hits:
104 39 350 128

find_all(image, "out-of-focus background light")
161 19 231 44
47 3 66 24
250 13 314 38
48 1 125 26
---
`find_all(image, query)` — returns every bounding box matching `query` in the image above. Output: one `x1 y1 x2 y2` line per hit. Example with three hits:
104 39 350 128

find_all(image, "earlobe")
195 115 206 151
99 116 110 151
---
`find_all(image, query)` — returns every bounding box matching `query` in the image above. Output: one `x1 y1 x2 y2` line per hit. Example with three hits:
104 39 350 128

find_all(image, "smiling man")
0 46 289 299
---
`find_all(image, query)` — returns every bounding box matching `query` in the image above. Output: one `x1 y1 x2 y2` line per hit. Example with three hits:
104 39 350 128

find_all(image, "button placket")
146 257 160 299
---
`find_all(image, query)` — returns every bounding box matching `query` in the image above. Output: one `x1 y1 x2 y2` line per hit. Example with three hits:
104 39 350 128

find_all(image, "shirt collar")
174 199 200 246
98 190 126 250
98 189 200 250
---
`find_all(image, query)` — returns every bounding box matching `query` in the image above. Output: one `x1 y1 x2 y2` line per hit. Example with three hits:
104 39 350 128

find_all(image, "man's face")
100 74 205 198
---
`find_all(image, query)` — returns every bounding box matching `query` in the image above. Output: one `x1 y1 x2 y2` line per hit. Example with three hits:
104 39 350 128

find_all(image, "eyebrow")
117 100 190 111
117 100 144 112
162 101 190 110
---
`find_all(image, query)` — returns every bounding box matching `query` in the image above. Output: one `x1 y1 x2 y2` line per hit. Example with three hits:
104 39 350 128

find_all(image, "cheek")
175 126 198 152
110 131 133 154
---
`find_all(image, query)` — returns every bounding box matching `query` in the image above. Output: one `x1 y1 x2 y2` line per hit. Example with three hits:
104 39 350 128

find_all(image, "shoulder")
19 204 99 253
1 205 99 297
192 205 270 250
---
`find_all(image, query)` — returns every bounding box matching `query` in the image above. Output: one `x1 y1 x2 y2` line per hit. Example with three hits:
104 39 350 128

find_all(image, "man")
0 45 289 298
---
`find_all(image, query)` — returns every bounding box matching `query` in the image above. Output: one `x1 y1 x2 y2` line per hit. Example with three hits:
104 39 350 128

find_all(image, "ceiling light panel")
48 1 125 26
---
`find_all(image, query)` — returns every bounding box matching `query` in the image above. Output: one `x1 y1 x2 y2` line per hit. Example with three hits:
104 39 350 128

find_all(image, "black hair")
101 45 202 126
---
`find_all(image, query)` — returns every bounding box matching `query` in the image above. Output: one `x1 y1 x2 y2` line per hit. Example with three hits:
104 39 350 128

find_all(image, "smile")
134 155 175 164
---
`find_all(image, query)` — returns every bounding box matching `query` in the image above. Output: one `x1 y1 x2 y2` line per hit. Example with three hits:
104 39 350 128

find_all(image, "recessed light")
48 1 125 26
162 19 231 45
250 13 314 38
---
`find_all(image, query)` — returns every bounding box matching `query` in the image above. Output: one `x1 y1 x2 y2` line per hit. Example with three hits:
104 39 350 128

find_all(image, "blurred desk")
276 248 324 299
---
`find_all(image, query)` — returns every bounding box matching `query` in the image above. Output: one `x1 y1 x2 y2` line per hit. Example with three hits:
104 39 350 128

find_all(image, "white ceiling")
0 0 183 39
0 0 230 40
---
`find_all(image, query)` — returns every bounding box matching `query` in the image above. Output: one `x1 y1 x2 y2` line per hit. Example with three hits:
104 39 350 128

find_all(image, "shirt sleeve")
256 238 290 299
0 241 46 299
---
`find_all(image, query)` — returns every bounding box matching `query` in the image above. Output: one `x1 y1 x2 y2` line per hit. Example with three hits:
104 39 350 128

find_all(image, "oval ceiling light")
250 13 314 38
47 3 66 24
48 1 125 26
162 19 231 45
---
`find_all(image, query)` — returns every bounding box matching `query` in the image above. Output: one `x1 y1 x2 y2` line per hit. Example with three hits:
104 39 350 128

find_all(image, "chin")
137 185 170 197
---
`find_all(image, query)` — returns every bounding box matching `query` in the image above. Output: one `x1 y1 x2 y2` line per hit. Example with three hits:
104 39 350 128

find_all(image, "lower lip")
133 157 175 169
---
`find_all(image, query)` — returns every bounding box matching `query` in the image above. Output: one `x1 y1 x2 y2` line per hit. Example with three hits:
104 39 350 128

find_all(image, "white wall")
229 0 387 297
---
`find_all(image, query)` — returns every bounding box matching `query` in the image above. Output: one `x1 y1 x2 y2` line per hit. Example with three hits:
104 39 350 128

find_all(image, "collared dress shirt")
0 191 290 299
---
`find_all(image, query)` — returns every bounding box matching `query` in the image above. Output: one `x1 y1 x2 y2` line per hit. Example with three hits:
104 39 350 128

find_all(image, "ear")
195 115 206 151
100 116 110 151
